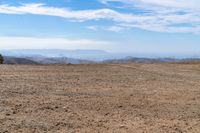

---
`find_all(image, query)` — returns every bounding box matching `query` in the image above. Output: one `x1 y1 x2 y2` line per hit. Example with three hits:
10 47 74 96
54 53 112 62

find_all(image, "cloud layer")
0 2 200 33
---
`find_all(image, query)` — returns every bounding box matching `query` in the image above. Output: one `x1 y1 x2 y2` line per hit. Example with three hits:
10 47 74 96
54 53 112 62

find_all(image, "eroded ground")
0 63 200 133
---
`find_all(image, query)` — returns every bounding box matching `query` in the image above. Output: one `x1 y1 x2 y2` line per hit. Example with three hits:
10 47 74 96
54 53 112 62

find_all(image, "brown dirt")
0 63 200 133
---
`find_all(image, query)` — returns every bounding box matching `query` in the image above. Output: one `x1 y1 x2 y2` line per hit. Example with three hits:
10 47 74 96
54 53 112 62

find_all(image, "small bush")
0 54 4 64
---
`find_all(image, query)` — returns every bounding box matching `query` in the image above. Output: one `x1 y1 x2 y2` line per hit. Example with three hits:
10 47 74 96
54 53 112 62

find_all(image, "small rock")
119 125 126 128
6 113 11 116
118 105 123 108
13 111 16 114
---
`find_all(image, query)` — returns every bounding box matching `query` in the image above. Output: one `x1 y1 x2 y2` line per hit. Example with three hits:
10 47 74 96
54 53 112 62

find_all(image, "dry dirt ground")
0 63 200 133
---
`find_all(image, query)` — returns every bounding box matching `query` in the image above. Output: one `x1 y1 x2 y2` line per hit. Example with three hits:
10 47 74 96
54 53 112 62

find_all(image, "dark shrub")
0 54 4 64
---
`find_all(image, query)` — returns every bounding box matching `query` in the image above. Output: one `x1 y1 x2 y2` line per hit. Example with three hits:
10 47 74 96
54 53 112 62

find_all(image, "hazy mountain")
0 49 119 61
27 56 94 64
3 56 94 65
104 57 182 63
1 49 200 64
2 56 200 65
4 56 39 64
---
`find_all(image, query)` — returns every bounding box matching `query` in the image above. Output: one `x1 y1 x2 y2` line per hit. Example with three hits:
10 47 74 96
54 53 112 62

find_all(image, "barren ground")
0 63 200 133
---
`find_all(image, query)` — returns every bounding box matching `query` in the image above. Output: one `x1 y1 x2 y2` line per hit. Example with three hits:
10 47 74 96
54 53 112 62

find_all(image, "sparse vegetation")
0 54 4 64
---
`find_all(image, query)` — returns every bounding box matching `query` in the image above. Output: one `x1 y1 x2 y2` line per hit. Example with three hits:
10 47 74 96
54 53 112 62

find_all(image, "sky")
0 0 200 57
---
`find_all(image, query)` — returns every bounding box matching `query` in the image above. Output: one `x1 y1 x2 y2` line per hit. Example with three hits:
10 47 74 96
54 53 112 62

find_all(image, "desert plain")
0 63 200 133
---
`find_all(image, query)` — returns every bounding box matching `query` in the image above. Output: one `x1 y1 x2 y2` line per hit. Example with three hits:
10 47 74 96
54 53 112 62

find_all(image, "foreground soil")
0 63 200 133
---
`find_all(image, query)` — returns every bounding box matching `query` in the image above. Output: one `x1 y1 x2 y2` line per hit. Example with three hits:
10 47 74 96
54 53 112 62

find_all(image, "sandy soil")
0 63 200 133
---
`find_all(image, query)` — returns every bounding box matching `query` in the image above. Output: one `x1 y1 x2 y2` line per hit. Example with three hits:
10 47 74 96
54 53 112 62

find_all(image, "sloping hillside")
27 57 94 64
3 56 93 64
4 56 39 64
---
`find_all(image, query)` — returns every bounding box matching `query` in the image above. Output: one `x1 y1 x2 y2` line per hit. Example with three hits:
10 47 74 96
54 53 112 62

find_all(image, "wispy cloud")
99 0 200 33
87 25 98 30
0 3 200 33
98 0 200 10
87 25 126 32
0 3 133 22
105 26 126 32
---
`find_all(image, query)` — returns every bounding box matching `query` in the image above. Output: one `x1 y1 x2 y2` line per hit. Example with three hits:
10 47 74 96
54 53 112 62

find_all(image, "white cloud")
105 26 125 32
0 3 200 33
87 25 126 32
98 0 200 10
99 0 200 33
0 3 133 22
87 25 98 30
0 36 112 50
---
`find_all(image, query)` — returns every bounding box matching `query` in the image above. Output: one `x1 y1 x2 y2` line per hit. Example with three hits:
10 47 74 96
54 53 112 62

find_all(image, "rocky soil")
0 63 200 133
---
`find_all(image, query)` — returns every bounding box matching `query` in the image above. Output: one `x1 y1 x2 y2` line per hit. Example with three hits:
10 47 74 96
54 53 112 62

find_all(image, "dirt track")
0 63 200 133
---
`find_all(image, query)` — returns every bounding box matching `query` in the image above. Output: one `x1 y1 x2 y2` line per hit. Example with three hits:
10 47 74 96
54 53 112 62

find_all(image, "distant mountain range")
26 56 94 64
3 56 200 65
0 49 124 61
3 56 93 65
1 49 200 64
104 57 200 64
1 49 103 64
103 57 178 63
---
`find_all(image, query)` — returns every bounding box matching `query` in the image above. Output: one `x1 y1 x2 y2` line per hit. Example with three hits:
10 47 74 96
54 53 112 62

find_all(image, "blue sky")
0 0 200 57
